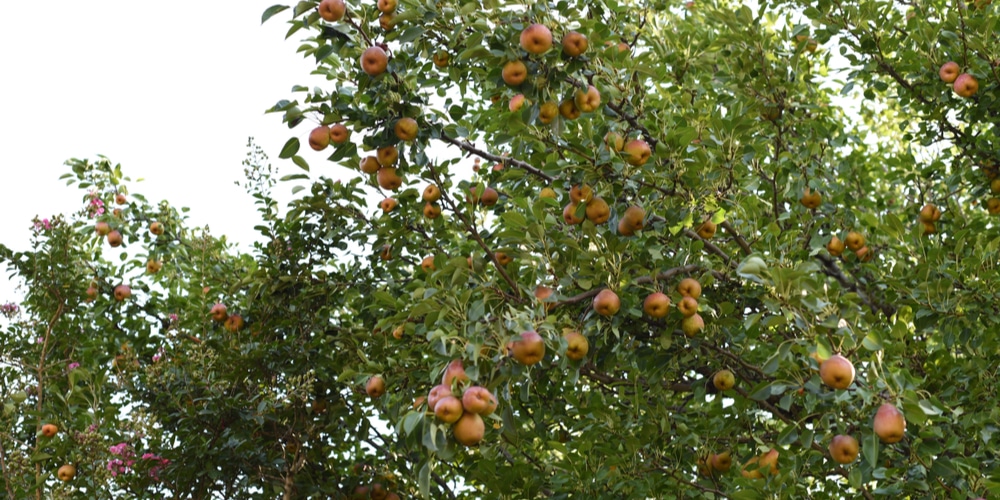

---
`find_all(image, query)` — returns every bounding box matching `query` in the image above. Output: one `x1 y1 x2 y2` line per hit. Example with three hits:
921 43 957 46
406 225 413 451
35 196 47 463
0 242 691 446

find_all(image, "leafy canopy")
2 0 1000 498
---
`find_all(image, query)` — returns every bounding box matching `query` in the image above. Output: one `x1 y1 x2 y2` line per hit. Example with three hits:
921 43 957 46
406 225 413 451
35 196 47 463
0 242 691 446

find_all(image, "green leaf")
279 137 300 159
261 5 289 24
863 432 879 468
292 155 309 171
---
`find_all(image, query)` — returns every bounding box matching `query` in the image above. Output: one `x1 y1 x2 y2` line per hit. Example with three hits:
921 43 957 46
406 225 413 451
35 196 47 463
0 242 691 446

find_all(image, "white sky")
0 2 337 298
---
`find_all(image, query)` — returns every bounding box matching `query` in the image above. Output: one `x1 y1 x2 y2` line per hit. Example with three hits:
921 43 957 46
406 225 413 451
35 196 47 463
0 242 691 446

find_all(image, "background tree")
2 0 1000 498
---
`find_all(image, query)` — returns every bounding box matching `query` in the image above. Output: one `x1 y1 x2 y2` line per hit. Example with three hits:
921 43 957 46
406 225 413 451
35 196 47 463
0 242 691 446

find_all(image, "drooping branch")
424 163 523 302
438 134 555 183
555 264 702 306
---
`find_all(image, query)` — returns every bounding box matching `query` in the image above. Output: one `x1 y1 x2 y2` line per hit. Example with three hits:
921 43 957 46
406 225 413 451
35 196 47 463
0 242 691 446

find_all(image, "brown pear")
366 375 386 398
453 412 485 446
829 434 859 464
819 354 855 390
592 289 621 317
873 403 905 443
441 359 470 386
510 331 545 365
563 331 589 361
643 292 670 318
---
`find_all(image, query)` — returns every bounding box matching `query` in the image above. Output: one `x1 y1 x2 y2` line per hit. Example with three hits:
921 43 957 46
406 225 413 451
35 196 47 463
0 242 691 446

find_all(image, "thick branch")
684 230 735 268
438 134 555 182
719 221 752 256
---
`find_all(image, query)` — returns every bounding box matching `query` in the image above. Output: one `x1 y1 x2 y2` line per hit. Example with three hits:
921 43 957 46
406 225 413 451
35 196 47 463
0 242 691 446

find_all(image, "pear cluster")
938 60 978 98
210 302 245 333
424 360 498 447
827 230 872 262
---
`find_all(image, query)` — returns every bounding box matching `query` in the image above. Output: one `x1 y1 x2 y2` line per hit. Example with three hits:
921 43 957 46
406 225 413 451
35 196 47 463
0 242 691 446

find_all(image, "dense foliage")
2 0 1000 498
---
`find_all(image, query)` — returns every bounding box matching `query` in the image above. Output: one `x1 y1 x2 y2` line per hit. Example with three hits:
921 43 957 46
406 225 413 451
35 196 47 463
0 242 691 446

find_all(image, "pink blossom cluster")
0 302 18 318
32 218 52 232
107 442 135 477
107 442 169 480
141 453 170 479
88 191 105 218
67 361 80 371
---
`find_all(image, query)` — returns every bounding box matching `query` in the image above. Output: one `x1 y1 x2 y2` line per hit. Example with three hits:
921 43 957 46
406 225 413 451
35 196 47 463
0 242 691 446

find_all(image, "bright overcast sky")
0 2 342 297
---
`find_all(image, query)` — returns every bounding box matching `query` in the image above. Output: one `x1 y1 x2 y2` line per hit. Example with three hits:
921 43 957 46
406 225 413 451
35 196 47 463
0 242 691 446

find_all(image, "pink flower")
152 354 161 363
42 218 51 230
109 442 131 456
169 313 178 322
67 362 80 371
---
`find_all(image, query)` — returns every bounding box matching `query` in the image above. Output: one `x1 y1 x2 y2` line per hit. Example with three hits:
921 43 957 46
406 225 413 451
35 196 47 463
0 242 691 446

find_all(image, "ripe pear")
420 256 435 273
224 314 244 332
423 184 441 203
107 230 124 247
462 386 498 415
710 451 732 473
360 156 381 174
57 464 76 482
742 449 779 479
696 219 717 239
563 331 589 361
434 396 463 423
394 117 418 141
562 31 589 57
844 231 865 251
677 278 702 299
563 203 585 225
827 235 845 256
618 205 645 236
538 102 559 124
800 188 821 209
873 403 905 443
623 140 651 166
569 184 593 204
592 289 621 316
502 60 528 86
423 203 442 219
819 354 855 390
427 384 452 411
510 331 545 365
829 434 859 464
366 375 386 398
713 369 736 391
453 412 485 446
210 303 228 322
441 359 470 386
376 168 402 191
558 99 581 120
643 292 671 318
919 203 941 223
677 296 698 317
681 313 704 337
585 197 611 224
519 23 553 54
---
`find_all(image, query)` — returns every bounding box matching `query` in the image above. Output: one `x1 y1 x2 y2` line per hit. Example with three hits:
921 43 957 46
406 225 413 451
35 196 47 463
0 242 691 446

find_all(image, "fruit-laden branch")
606 101 658 149
438 134 555 182
732 385 875 500
424 162 524 302
556 264 702 306
815 254 896 318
